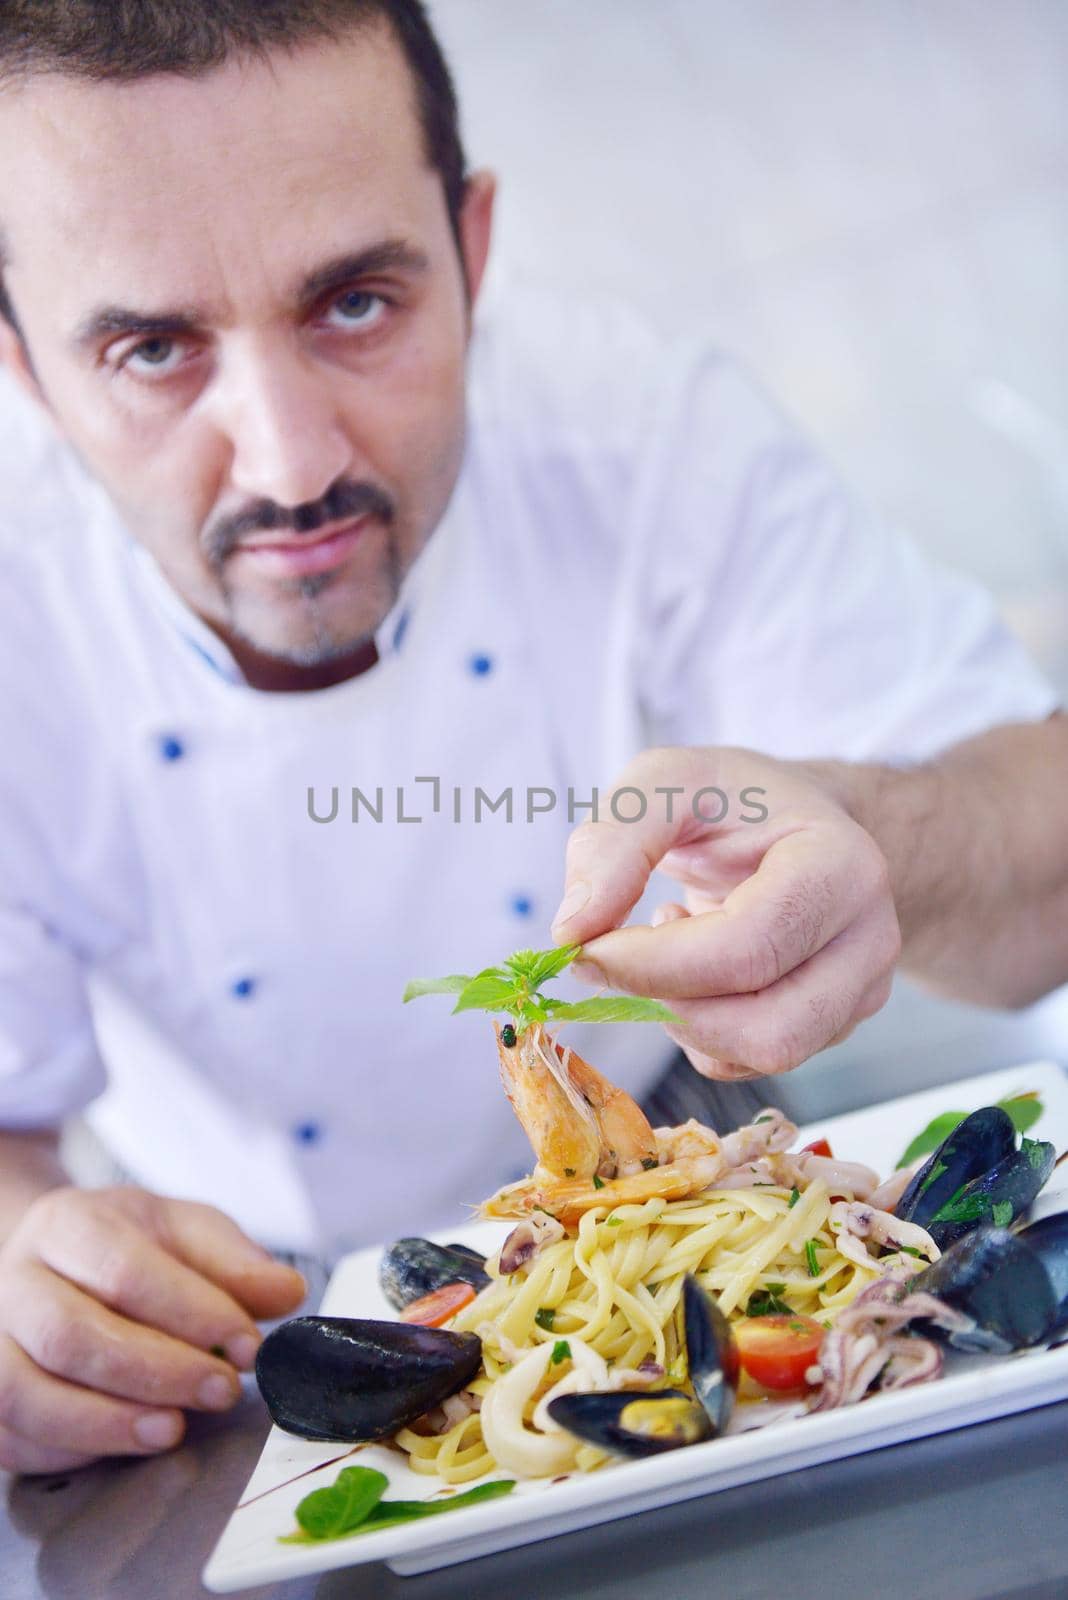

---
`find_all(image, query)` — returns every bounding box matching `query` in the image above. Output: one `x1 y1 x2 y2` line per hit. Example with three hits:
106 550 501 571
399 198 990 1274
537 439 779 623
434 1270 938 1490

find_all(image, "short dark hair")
0 1 468 330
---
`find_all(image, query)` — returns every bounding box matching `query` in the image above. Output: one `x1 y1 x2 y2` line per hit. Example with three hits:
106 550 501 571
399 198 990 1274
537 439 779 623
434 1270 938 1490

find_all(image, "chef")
0 0 1060 1475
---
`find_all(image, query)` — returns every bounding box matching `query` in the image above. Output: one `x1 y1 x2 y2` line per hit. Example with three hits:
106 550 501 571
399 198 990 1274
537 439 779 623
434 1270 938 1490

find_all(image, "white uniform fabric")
0 285 1058 1255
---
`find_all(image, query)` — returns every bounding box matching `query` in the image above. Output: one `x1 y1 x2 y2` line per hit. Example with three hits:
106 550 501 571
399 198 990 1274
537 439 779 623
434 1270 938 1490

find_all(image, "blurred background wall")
433 0 1068 1113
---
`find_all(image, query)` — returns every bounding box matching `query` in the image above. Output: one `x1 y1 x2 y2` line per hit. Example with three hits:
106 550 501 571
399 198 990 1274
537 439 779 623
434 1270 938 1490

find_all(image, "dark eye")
502 1024 517 1048
325 290 385 330
124 337 181 373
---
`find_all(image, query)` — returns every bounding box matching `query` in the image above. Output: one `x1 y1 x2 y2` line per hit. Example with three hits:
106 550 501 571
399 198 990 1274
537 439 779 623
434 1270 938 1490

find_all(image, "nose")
213 338 353 508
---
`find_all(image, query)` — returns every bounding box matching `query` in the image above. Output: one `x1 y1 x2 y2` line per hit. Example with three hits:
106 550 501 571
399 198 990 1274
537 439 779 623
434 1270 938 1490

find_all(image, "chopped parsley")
788 1187 801 1209
918 1159 948 1196
605 1215 623 1227
745 1285 793 1317
550 1340 571 1365
897 1244 923 1258
641 1157 659 1171
534 1307 556 1331
1022 1136 1049 1171
592 1175 605 1190
563 1168 575 1178
991 1200 1014 1228
929 1189 988 1226
805 1239 821 1278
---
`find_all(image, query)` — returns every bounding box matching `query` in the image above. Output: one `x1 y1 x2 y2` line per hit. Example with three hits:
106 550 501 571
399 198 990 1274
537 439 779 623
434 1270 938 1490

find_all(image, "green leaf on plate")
1000 1094 1043 1135
895 1112 968 1170
280 1470 515 1545
894 1093 1045 1169
292 1466 388 1540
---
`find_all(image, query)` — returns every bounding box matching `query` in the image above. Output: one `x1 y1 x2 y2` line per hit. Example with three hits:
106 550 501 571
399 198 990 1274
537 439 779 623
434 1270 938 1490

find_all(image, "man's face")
0 28 494 669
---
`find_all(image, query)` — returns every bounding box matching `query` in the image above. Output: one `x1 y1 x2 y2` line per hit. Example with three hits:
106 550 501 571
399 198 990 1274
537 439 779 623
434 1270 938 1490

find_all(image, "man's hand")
551 746 901 1080
0 1185 306 1474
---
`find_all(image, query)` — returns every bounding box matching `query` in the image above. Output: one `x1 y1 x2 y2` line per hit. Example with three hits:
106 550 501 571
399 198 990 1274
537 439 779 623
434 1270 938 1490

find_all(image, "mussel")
546 1390 713 1457
682 1272 739 1433
255 1315 482 1441
895 1107 1054 1245
910 1209 1068 1354
927 1142 1056 1250
546 1275 738 1459
378 1237 491 1312
895 1107 1016 1231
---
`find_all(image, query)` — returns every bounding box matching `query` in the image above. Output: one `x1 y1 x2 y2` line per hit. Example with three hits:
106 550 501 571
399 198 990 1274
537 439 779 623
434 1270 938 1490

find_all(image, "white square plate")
203 1060 1068 1593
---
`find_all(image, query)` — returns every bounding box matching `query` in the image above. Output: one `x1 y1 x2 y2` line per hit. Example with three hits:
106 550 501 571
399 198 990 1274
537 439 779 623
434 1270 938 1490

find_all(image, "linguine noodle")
397 1178 883 1483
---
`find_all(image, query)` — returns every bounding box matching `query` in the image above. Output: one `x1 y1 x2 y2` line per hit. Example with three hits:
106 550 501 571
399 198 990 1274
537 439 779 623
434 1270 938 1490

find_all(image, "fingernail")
226 1332 260 1370
198 1373 238 1411
133 1411 183 1450
552 880 590 932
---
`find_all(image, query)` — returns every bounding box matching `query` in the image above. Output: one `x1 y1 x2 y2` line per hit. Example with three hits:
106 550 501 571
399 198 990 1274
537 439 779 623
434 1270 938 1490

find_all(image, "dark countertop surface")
4 1385 1068 1600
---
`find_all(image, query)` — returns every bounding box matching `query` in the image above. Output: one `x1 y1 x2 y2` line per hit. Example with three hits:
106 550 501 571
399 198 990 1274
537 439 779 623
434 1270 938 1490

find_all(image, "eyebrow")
72 238 432 348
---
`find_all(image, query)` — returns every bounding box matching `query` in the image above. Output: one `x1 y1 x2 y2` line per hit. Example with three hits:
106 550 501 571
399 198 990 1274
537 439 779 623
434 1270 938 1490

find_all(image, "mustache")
204 479 395 566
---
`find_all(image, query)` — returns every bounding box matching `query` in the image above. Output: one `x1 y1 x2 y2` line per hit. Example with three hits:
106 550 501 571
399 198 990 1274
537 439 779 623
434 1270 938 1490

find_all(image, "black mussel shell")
682 1274 738 1434
546 1389 713 1458
928 1142 1056 1249
896 1107 1017 1231
378 1238 491 1311
445 1242 492 1272
911 1227 1059 1353
255 1315 482 1441
1018 1211 1068 1333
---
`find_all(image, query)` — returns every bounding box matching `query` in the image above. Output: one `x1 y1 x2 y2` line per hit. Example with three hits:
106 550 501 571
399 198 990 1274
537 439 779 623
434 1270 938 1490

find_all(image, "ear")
457 169 496 311
0 313 50 418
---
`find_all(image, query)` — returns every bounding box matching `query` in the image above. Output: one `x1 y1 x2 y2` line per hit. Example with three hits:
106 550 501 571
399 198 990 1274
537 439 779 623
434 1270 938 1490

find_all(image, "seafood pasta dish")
258 977 1068 1486
391 1023 931 1482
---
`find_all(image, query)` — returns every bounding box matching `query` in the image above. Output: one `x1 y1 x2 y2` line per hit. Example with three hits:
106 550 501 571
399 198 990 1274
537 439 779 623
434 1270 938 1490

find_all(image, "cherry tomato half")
399 1282 477 1327
734 1314 824 1393
800 1137 834 1159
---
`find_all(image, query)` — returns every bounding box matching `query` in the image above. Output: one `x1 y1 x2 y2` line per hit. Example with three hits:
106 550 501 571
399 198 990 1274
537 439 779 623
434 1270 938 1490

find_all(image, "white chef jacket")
0 283 1058 1257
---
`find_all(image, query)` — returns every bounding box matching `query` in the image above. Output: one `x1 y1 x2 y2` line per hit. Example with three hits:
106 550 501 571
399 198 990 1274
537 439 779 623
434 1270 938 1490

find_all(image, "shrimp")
494 1022 658 1181
481 1154 726 1229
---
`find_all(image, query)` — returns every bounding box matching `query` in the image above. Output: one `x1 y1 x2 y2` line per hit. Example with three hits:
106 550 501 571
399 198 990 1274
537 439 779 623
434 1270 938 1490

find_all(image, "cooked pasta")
396 1177 884 1483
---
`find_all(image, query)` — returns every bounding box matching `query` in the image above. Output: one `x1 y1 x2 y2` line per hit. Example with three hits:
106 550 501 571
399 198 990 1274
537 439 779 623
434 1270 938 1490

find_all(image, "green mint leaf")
402 974 473 1003
895 1094 1045 1169
550 1340 571 1365
534 1307 556 1331
507 944 582 987
283 1480 516 1544
991 1201 1014 1228
997 1094 1043 1135
451 974 522 1015
356 1480 515 1533
896 1112 967 1169
293 1466 388 1540
546 996 683 1026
